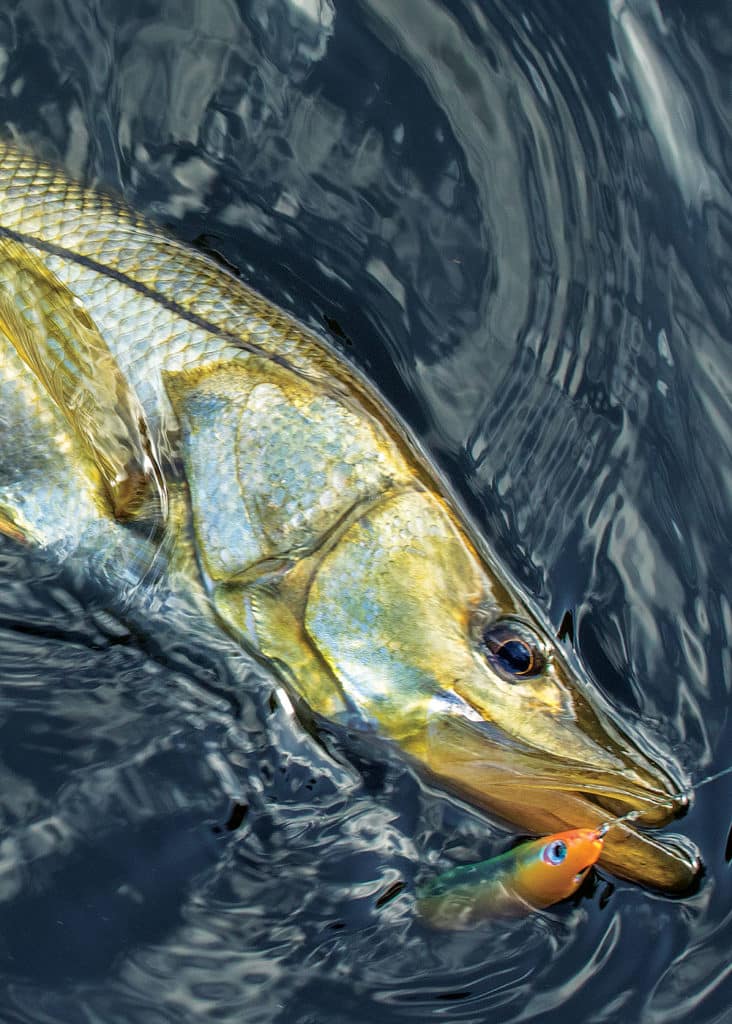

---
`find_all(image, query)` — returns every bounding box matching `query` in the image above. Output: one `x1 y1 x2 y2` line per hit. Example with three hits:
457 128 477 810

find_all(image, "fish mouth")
413 713 701 893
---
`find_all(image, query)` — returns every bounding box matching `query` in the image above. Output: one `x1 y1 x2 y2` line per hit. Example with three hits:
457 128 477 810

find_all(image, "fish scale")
0 145 340 384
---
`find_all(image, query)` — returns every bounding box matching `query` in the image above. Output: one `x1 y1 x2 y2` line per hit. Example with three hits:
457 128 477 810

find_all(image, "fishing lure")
416 828 604 929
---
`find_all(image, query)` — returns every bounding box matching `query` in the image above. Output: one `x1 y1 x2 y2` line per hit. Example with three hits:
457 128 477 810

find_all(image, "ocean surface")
0 1 730 1021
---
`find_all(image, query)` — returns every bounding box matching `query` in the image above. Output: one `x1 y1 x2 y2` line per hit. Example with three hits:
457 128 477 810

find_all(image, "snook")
0 142 698 891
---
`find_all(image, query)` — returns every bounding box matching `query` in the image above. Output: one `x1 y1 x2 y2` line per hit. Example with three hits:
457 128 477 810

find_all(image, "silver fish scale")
0 145 336 385
237 382 403 556
39 251 240 437
171 366 411 581
179 392 261 580
0 340 100 550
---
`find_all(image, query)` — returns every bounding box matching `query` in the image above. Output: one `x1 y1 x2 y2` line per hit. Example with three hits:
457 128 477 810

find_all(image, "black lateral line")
0 222 319 384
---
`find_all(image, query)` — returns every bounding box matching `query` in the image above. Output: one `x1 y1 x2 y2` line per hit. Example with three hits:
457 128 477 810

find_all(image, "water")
0 0 730 1020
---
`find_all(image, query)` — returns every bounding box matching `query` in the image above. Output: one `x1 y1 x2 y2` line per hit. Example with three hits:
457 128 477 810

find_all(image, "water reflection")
610 0 727 212
0 0 730 1021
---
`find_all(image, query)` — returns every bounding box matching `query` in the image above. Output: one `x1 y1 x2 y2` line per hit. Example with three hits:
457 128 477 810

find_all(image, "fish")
417 828 605 928
0 140 699 893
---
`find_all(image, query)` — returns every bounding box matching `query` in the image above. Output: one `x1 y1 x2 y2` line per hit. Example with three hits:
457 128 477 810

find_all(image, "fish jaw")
411 713 698 892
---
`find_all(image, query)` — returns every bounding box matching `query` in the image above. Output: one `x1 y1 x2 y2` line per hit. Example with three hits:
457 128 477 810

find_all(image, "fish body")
0 142 698 892
417 828 605 928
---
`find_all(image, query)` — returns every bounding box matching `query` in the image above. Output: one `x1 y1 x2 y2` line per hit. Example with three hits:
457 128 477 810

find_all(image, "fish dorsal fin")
0 234 165 522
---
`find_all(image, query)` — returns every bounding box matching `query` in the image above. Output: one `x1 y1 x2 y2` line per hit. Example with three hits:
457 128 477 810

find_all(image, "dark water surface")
0 1 730 1021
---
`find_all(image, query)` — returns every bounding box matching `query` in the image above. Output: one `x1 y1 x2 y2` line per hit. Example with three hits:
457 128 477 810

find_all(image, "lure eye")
480 618 547 682
543 839 568 866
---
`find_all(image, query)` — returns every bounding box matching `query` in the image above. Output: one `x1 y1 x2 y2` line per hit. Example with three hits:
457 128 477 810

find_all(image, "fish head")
167 362 697 894
299 487 698 893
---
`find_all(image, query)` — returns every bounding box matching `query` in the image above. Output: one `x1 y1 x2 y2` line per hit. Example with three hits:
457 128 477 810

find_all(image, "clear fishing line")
596 764 732 837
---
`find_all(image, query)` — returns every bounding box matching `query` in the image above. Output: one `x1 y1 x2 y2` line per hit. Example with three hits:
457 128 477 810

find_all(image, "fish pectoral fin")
0 234 165 522
0 506 30 544
213 579 349 720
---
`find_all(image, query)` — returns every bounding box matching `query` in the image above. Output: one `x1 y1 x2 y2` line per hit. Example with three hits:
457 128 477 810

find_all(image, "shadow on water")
0 0 730 1021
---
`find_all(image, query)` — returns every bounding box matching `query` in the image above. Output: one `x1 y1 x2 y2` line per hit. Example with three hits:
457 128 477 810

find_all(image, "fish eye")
480 618 547 682
543 839 568 866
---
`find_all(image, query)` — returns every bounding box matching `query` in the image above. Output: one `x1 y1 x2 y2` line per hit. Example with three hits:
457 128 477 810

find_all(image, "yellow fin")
0 507 29 544
0 235 165 521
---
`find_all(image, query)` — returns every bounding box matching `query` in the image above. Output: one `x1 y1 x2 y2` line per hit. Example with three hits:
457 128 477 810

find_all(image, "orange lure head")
417 828 605 928
509 828 605 908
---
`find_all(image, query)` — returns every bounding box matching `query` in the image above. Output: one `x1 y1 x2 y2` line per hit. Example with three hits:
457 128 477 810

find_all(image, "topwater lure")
417 827 605 929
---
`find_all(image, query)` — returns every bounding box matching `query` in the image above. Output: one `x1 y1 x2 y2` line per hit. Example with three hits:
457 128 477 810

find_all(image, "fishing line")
596 764 732 837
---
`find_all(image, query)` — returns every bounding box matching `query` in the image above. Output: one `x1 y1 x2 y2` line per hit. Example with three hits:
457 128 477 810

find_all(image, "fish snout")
414 710 700 892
